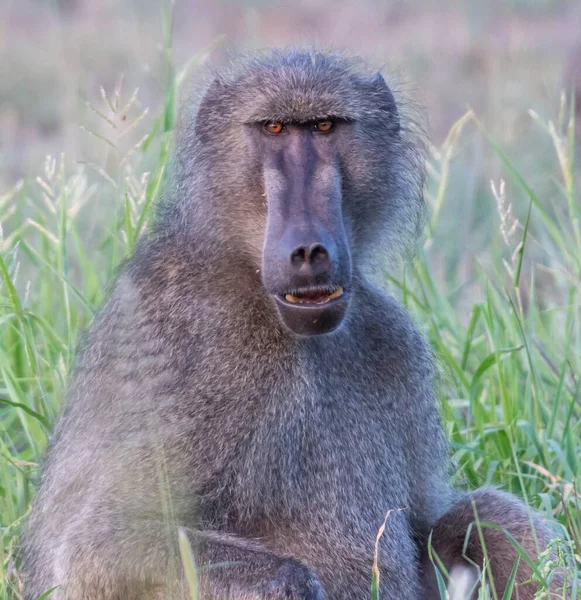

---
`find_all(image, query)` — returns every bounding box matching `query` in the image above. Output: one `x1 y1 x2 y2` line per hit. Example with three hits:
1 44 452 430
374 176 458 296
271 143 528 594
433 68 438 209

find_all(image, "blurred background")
2 0 581 183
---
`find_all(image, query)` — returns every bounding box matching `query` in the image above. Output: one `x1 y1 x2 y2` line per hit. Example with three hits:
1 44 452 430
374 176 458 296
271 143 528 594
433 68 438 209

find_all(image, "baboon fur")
24 50 569 600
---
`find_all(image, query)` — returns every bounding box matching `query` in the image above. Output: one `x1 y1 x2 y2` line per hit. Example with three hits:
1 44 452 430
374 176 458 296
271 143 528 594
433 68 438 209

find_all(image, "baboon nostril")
290 247 306 266
309 244 329 267
290 243 329 269
290 244 329 269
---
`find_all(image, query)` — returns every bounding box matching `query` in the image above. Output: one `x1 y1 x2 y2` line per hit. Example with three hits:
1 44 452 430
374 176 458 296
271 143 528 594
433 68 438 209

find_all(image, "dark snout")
273 225 349 335
279 227 338 287
261 133 352 336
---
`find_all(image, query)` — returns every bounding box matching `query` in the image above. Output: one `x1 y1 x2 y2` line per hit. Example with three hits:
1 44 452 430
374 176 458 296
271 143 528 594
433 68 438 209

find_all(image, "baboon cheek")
239 209 268 265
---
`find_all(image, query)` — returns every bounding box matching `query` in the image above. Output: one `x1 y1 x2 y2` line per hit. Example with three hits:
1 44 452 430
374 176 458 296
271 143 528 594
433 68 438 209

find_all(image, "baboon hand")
259 558 326 599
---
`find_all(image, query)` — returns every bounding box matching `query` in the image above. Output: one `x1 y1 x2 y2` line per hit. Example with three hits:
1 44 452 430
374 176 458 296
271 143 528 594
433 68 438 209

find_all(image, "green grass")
1 37 580 600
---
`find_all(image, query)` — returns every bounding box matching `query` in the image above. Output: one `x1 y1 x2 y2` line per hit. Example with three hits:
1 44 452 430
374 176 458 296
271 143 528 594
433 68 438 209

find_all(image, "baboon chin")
23 49 572 600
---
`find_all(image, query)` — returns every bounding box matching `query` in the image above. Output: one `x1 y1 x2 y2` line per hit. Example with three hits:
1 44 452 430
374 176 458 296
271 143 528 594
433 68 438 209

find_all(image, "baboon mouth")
273 286 350 335
283 287 344 305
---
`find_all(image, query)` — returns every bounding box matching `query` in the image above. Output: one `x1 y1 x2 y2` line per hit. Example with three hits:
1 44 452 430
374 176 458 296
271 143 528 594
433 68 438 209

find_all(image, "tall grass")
0 37 579 600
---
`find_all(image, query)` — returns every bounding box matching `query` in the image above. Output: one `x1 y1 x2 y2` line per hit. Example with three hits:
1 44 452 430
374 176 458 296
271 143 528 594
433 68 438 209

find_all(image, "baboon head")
170 50 426 336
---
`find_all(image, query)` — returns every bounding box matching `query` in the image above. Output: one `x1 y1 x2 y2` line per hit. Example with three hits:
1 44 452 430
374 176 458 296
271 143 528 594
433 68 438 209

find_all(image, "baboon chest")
191 346 412 533
169 292 421 535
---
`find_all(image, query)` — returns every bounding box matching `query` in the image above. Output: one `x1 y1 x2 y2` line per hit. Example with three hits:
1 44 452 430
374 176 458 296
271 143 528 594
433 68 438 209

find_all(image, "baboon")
24 50 569 600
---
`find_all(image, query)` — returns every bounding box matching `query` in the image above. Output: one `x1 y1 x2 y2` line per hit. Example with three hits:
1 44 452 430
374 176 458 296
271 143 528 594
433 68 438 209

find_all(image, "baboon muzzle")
261 134 352 336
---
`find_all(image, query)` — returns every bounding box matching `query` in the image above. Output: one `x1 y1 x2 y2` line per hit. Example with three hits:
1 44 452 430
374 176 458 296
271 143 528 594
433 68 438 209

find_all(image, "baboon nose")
290 243 330 273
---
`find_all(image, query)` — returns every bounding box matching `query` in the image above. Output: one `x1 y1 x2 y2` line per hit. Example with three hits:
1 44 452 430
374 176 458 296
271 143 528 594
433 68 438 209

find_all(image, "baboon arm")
27 520 323 600
193 530 325 598
404 391 456 537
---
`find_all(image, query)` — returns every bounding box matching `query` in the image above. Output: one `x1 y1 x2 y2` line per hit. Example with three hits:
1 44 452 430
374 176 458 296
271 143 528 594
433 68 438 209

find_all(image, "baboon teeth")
284 287 344 305
328 287 344 300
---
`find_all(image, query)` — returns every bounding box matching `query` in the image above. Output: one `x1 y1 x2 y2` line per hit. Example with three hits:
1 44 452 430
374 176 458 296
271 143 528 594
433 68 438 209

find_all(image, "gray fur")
23 49 567 599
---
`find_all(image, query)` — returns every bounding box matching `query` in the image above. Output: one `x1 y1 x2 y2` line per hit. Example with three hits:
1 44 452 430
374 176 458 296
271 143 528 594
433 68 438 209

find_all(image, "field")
1 0 580 598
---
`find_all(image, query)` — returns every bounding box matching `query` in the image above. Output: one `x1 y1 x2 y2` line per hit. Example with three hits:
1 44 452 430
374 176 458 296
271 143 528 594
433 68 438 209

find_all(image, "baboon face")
249 117 353 336
193 52 413 336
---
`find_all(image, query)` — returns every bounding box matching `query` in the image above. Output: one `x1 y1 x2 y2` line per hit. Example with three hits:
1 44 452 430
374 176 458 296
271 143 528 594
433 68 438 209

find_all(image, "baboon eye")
313 119 334 133
265 121 285 135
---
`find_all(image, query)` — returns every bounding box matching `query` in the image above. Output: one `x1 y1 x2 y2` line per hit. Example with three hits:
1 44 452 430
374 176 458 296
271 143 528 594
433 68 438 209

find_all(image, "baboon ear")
372 72 400 134
195 77 228 144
